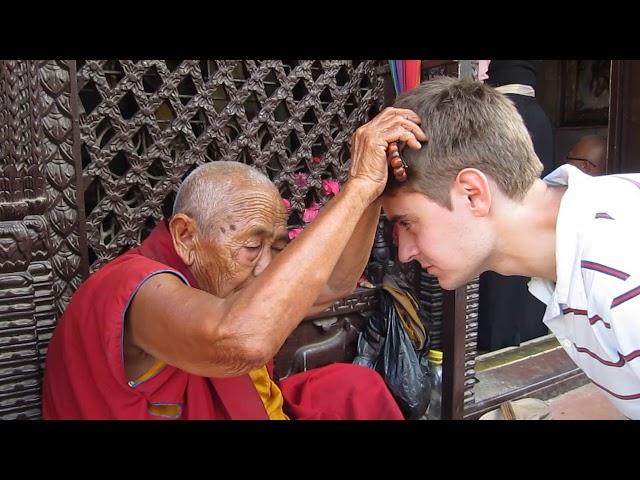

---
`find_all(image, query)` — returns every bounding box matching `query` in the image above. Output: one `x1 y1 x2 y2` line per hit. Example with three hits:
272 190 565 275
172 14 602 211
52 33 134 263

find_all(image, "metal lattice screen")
76 60 384 272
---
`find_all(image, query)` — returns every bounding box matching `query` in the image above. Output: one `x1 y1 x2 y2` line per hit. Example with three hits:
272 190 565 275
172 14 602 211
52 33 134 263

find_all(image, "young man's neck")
488 179 566 282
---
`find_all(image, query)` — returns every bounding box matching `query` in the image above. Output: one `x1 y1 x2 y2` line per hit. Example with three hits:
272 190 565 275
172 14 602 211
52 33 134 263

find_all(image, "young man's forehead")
382 189 419 209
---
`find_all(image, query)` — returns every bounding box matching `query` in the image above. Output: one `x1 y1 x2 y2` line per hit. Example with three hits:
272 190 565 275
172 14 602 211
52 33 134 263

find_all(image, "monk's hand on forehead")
383 109 428 183
349 107 426 200
388 107 423 126
375 108 427 148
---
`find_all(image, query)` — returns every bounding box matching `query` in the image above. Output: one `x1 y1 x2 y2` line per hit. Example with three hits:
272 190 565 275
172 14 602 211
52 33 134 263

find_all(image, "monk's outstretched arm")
128 108 425 378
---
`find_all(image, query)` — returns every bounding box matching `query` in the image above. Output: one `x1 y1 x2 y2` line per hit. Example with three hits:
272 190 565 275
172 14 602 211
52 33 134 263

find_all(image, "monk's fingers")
400 119 427 142
379 107 422 125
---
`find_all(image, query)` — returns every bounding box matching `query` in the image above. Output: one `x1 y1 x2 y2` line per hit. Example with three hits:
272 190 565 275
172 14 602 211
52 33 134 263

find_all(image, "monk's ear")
452 168 492 217
169 214 199 266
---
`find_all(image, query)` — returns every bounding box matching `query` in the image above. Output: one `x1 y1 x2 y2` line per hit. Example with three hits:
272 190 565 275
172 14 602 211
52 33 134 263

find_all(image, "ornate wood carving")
0 60 54 419
76 60 383 272
39 60 88 318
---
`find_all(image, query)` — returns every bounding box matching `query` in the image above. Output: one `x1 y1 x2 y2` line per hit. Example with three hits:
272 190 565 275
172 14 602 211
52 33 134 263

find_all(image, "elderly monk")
42 107 426 420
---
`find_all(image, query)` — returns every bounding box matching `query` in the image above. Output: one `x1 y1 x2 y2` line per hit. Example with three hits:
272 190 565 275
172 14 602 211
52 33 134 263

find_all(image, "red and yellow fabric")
43 221 403 420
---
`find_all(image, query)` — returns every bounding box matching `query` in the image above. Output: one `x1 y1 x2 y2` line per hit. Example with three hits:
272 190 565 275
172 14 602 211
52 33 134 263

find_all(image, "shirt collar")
528 164 594 312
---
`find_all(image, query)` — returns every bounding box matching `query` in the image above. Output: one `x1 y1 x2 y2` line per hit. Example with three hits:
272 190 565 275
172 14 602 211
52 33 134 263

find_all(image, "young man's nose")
397 234 420 264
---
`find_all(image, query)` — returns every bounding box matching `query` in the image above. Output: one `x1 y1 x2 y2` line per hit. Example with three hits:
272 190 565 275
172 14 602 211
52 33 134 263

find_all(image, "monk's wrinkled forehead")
173 161 291 241
217 185 287 237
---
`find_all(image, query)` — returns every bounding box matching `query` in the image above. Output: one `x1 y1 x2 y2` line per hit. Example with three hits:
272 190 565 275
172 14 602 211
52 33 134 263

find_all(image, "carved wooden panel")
0 60 55 419
39 60 88 321
76 60 384 272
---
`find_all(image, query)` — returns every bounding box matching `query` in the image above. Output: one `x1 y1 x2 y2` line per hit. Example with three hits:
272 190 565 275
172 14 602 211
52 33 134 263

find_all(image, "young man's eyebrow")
388 214 408 224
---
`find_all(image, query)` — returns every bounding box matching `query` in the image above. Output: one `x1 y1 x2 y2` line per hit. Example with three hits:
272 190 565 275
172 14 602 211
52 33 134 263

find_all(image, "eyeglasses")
566 156 598 169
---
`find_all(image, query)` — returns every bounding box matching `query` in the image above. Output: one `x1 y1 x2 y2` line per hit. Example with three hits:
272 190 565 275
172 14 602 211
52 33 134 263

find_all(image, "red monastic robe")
43 221 403 420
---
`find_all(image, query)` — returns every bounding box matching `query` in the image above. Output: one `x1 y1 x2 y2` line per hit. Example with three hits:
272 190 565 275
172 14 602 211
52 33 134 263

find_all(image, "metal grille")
76 60 383 272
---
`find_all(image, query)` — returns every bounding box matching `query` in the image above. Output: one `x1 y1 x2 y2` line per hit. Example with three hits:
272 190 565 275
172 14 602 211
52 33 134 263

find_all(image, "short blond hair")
385 77 543 208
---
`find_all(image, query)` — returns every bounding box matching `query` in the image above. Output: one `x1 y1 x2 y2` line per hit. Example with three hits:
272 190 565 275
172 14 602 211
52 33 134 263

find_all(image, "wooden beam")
441 286 467 419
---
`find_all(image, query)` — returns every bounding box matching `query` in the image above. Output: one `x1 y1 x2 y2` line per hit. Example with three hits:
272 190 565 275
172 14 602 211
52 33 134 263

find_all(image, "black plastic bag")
353 282 431 419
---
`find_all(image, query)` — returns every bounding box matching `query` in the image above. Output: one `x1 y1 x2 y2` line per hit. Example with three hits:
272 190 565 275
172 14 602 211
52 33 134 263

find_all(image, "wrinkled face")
192 187 288 298
382 190 493 290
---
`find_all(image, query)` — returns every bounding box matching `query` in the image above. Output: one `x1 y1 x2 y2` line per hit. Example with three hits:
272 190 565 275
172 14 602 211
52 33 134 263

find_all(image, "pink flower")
322 179 340 196
294 173 307 187
302 201 321 223
288 227 303 240
282 198 291 210
312 156 322 164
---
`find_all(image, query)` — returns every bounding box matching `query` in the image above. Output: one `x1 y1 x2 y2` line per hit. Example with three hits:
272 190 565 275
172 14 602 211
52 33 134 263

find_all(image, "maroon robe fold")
43 221 402 420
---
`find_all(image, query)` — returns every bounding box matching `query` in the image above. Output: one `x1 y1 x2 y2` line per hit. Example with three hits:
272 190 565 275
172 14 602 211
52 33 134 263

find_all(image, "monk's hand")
348 107 426 202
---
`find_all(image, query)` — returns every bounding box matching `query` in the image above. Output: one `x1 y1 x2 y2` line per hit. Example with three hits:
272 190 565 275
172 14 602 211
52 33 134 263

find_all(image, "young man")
382 77 640 419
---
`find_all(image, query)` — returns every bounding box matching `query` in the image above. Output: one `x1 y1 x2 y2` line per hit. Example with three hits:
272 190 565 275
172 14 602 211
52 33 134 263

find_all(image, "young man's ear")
453 168 492 217
169 214 198 266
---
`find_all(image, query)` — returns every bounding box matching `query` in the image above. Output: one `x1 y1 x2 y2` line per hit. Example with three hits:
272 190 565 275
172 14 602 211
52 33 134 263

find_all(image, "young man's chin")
437 280 459 291
433 273 467 291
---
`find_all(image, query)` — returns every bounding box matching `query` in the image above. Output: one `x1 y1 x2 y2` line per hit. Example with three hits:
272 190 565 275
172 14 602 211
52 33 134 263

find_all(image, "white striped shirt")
529 164 640 419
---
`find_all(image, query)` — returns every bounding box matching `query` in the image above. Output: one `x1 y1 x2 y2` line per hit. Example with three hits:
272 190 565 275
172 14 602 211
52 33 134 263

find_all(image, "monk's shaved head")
173 162 282 239
170 161 288 297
